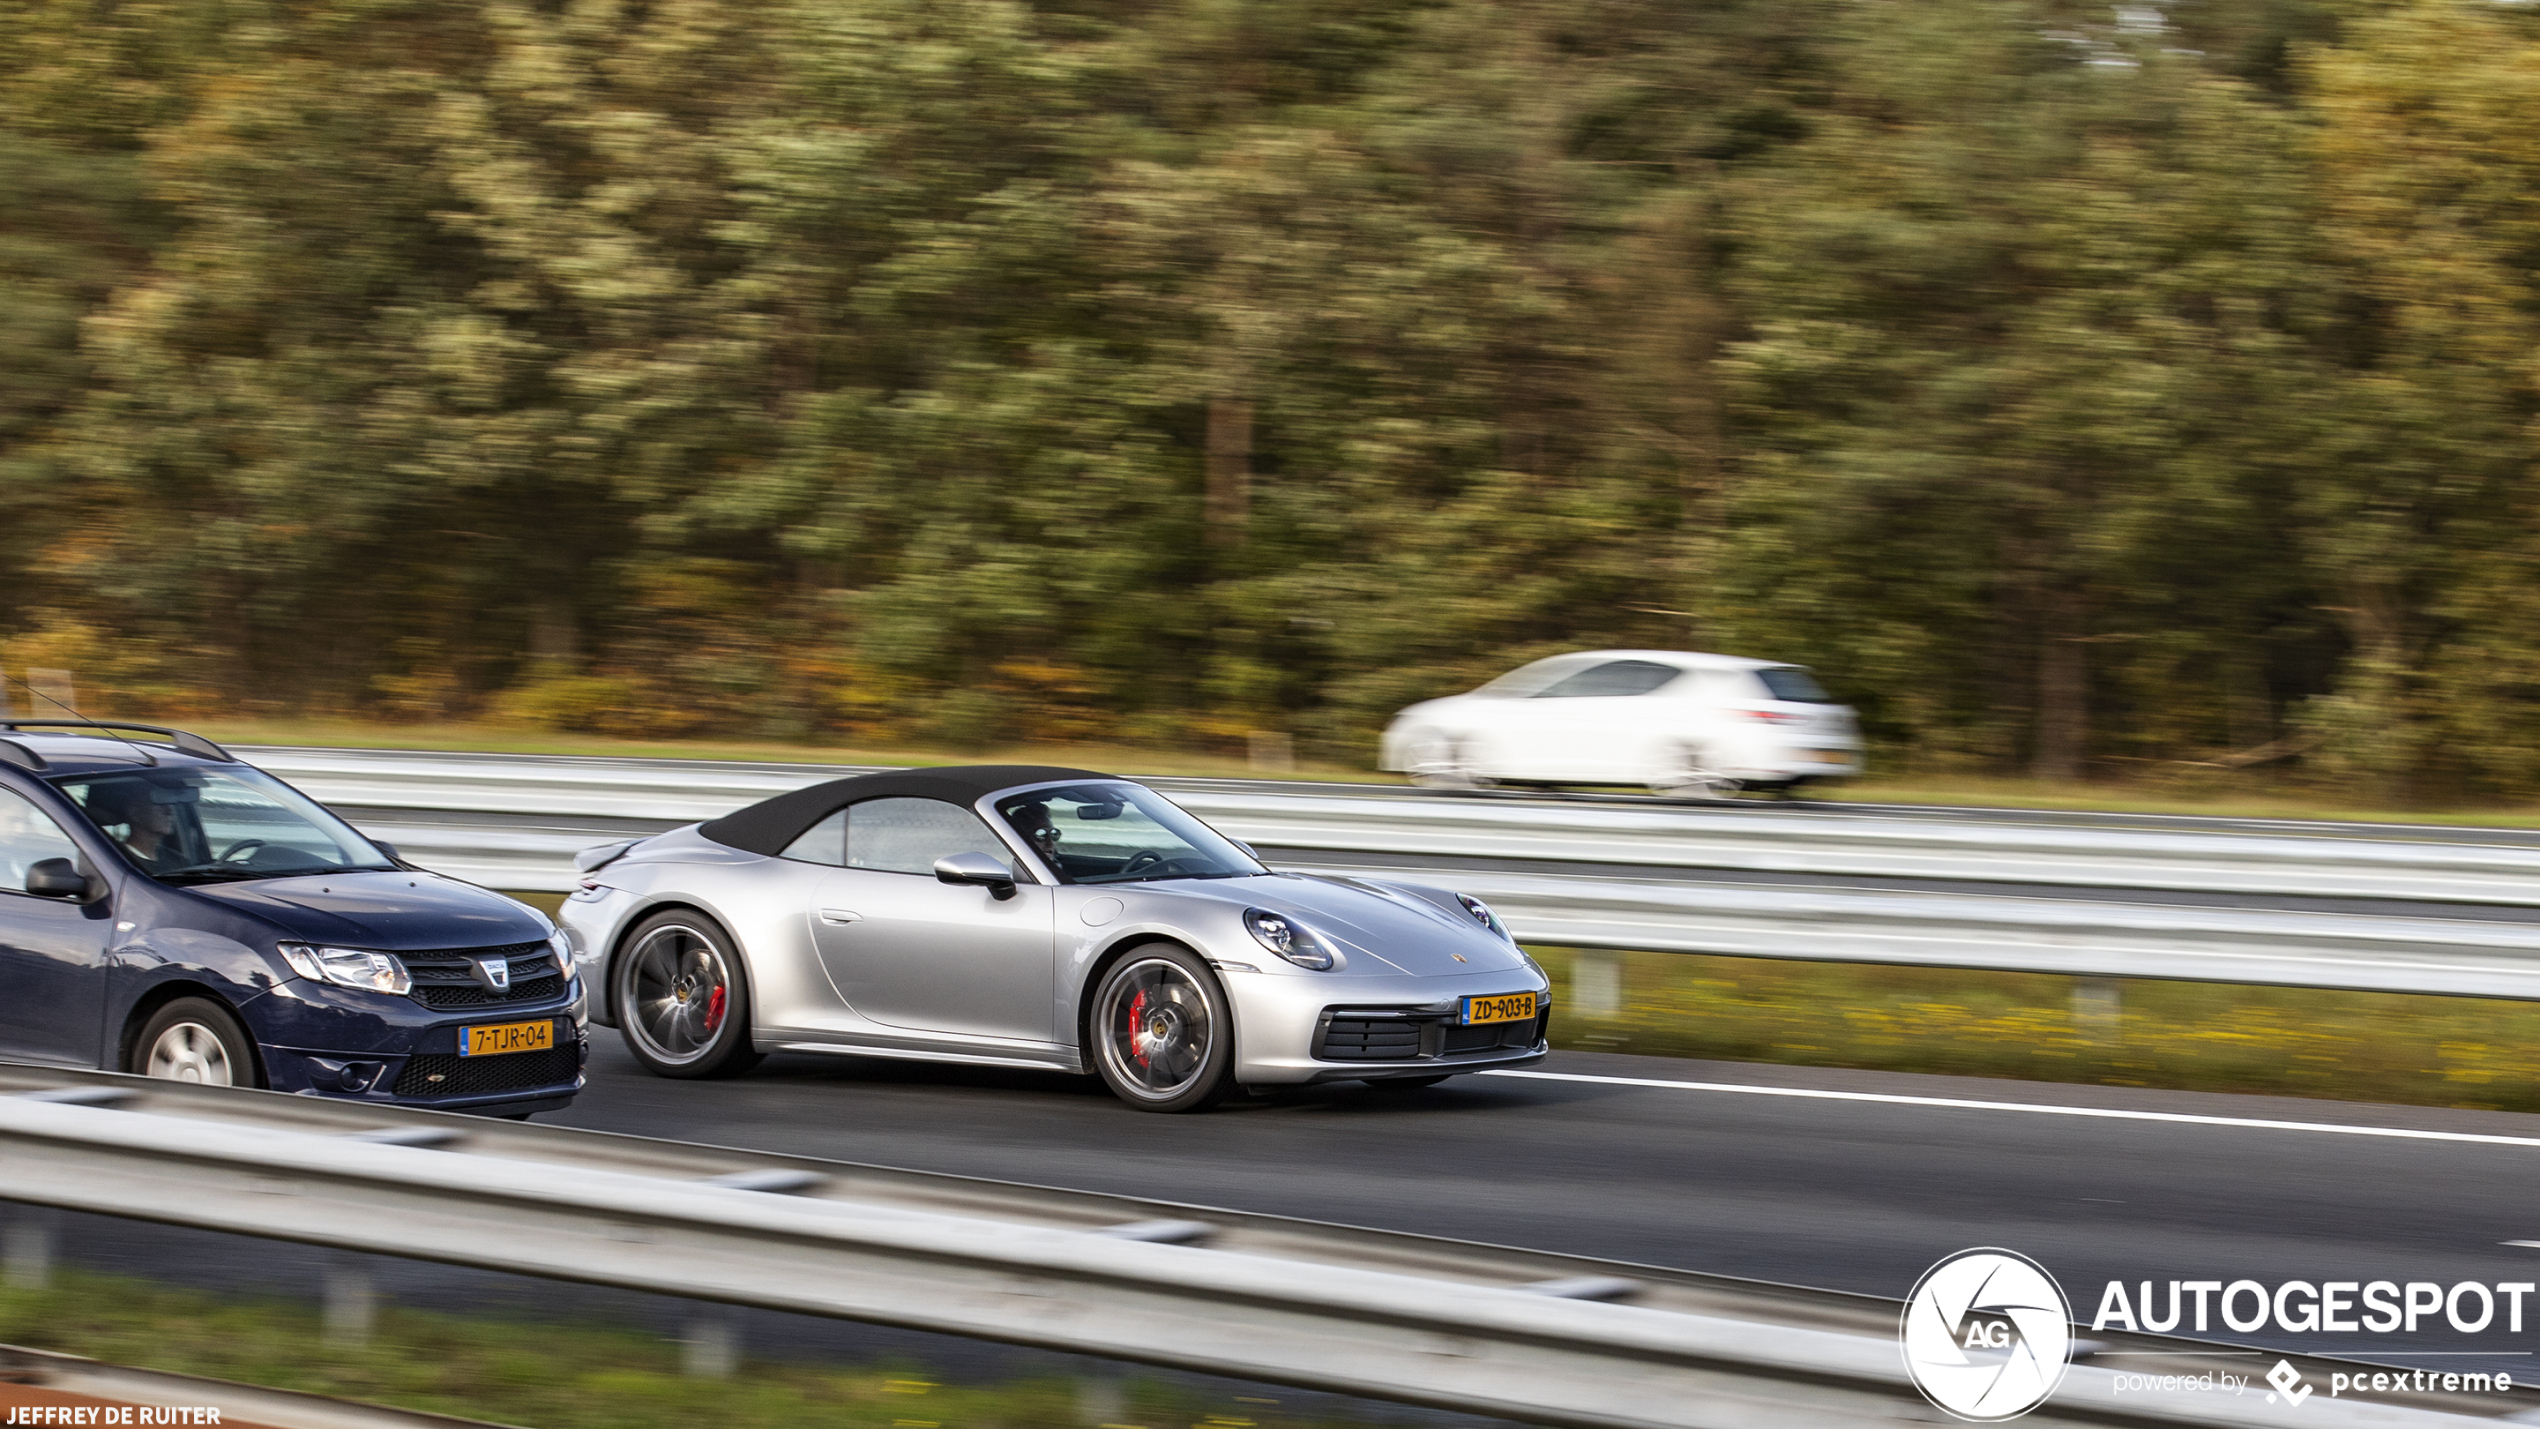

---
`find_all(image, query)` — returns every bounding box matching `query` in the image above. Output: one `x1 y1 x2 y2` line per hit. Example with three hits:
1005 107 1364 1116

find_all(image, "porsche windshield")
995 783 1264 885
56 765 394 884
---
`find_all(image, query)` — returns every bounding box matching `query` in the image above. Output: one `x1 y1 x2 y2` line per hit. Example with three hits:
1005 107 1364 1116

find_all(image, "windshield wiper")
157 862 378 884
156 866 285 884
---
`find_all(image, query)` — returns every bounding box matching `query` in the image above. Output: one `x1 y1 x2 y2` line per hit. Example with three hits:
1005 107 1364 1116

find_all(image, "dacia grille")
404 942 564 1009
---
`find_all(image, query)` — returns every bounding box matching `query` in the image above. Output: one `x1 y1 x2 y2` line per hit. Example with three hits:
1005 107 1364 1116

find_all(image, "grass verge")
1533 946 2540 1113
186 718 1376 785
0 1269 1414 1429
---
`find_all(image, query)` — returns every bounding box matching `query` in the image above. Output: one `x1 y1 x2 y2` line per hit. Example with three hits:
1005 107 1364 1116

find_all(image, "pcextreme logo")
1901 1248 2075 1421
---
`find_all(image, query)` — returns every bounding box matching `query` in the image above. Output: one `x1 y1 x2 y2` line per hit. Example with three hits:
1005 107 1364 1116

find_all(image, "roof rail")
0 720 235 764
0 737 45 772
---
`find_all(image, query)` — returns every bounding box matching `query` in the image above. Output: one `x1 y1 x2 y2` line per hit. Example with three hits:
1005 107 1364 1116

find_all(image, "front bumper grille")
394 1042 581 1098
1320 1017 1425 1061
415 973 565 1009
404 942 563 1010
1313 1005 1552 1063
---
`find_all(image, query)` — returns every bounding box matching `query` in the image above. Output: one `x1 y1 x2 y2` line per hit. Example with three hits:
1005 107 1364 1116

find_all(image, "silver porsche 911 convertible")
559 765 1551 1111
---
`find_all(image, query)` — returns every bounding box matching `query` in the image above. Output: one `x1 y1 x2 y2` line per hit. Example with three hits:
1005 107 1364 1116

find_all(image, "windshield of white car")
1755 666 1834 703
1472 655 1601 698
55 766 395 885
994 783 1264 885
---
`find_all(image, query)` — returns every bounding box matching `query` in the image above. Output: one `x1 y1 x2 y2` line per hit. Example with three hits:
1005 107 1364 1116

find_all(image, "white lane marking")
1478 1069 2540 1148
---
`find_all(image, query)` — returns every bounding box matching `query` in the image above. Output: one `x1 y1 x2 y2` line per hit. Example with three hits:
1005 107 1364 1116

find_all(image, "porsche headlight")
279 943 412 995
1243 908 1334 970
1456 893 1513 941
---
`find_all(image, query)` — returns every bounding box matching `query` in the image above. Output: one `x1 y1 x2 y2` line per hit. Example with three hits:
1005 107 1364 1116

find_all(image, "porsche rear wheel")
616 912 764 1079
1090 944 1234 1113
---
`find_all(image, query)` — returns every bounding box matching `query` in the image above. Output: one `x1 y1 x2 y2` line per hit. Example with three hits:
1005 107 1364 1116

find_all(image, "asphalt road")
551 1040 2540 1377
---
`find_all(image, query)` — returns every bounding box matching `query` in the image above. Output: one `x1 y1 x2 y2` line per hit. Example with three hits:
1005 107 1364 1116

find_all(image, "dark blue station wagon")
0 720 585 1116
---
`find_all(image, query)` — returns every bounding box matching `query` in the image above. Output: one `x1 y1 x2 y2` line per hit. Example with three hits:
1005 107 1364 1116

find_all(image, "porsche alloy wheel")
616 913 763 1079
1091 944 1234 1112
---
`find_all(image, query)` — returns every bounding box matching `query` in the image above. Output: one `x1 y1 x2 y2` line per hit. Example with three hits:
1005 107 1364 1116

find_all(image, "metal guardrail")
238 747 2540 906
235 747 2540 1000
0 1065 2515 1429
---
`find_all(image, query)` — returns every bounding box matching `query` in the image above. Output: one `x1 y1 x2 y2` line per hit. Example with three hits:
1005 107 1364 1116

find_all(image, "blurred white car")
1378 650 1863 797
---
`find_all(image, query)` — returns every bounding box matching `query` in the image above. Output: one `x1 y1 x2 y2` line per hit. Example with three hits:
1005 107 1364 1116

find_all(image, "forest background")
5 0 2538 799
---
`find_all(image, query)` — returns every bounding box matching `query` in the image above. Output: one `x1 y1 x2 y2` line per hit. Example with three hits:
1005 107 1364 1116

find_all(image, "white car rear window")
1755 667 1833 703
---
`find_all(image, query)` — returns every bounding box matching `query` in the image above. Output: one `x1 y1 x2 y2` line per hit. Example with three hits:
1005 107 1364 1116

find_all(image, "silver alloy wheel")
623 923 735 1067
144 1021 235 1085
1649 746 1733 800
1095 957 1218 1103
1406 734 1491 790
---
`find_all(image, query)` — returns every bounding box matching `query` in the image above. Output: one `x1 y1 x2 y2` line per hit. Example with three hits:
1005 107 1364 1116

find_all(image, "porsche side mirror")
25 858 91 900
934 851 1018 900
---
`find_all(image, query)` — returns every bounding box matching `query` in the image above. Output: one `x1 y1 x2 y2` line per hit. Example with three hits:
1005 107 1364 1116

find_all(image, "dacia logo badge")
472 956 512 992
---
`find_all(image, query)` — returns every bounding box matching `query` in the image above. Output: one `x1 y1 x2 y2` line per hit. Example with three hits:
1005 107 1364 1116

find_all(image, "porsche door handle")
818 908 862 925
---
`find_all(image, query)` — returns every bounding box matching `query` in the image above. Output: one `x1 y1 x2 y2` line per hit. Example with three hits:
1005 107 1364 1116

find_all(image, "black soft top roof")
698 764 1119 856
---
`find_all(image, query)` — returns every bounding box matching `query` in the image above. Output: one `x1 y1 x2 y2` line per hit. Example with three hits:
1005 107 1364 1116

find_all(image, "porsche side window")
844 797 1010 876
0 787 80 897
779 809 847 866
1532 659 1681 698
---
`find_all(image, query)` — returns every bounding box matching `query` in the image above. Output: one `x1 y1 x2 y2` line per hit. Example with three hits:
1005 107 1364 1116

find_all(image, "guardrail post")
2 1206 58 1290
680 1304 740 1377
2072 977 2123 1042
1571 950 1623 1018
323 1252 375 1346
1075 1372 1128 1424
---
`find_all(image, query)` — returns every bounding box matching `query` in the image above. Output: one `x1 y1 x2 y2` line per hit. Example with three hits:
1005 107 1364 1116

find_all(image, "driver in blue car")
83 777 195 873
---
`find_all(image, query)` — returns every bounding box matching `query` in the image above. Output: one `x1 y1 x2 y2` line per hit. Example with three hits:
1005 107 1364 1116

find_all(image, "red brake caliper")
703 985 727 1033
1127 989 1150 1066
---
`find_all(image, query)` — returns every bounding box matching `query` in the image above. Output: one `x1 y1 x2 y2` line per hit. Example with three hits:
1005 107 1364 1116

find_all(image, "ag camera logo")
1902 1248 2075 1421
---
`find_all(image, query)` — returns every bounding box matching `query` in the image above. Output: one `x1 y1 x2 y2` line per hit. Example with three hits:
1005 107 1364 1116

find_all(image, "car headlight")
547 929 574 979
278 943 412 995
1243 908 1334 970
1456 893 1513 941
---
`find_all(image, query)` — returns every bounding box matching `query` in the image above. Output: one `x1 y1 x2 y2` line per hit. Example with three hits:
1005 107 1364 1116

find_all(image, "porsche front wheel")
1090 944 1234 1113
615 912 764 1079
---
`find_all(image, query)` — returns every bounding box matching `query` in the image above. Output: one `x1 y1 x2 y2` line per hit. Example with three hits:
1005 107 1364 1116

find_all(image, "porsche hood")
1166 871 1530 977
